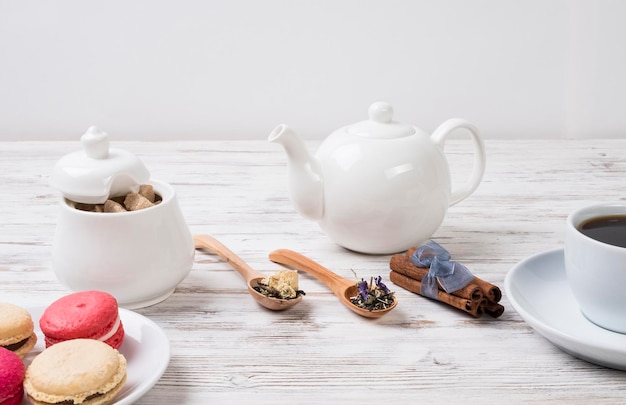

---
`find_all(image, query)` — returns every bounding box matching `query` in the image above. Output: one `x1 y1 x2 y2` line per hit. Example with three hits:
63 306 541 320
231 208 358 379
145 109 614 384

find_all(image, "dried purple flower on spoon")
350 271 395 311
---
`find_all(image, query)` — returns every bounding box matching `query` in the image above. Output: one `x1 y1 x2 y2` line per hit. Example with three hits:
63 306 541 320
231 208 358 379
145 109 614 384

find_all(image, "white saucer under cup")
505 249 626 371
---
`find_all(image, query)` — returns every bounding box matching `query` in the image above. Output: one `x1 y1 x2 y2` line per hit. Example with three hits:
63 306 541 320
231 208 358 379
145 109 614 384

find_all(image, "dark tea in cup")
578 215 626 248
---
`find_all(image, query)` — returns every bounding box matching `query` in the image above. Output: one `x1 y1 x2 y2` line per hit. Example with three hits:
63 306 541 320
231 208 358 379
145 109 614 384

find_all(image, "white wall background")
1 0 625 141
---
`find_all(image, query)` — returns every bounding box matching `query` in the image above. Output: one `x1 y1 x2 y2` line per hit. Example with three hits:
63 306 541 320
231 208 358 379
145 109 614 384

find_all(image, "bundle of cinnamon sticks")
389 247 504 318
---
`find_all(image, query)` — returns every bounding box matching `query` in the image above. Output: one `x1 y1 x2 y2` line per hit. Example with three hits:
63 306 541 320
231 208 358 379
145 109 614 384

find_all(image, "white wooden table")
2 139 626 404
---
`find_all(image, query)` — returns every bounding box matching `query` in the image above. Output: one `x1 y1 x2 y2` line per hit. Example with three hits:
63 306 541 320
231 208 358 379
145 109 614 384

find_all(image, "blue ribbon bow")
409 240 475 300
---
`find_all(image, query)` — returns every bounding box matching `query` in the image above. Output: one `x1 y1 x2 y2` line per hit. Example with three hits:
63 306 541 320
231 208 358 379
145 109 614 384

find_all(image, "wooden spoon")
193 235 302 311
268 249 397 318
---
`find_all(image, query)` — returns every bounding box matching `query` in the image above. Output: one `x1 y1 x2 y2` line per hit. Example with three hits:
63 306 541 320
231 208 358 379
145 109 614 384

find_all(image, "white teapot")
268 102 486 254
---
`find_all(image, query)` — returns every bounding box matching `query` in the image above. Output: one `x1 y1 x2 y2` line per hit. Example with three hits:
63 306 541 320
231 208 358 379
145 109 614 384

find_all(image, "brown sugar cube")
73 202 104 212
124 192 154 211
74 202 97 212
138 184 156 203
104 199 127 213
110 195 126 205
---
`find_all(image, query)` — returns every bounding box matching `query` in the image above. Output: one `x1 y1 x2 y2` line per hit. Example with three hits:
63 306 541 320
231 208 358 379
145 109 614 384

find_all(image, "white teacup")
51 180 195 309
564 202 626 333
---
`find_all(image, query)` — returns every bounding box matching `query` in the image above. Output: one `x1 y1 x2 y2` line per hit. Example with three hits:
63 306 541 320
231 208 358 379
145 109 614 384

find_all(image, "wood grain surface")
2 139 626 404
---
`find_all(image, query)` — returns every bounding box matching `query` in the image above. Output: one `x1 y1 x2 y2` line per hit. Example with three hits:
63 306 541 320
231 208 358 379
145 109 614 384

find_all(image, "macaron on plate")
0 347 25 405
39 291 125 349
21 306 169 405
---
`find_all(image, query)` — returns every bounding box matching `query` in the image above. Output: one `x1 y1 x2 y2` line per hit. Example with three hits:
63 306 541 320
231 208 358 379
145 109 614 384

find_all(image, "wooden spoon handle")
268 249 352 295
194 234 264 282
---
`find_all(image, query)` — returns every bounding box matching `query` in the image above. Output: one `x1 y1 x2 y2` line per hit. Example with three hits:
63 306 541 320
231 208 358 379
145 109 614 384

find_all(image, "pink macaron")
39 291 124 349
0 347 25 405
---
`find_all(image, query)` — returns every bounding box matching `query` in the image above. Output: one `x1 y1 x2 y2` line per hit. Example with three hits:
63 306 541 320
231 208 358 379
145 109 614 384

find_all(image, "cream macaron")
24 339 127 405
0 302 37 358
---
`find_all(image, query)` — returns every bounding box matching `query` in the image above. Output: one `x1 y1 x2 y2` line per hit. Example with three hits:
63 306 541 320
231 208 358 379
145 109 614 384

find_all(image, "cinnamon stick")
390 270 486 318
472 278 502 303
485 302 505 318
405 248 502 303
390 254 483 302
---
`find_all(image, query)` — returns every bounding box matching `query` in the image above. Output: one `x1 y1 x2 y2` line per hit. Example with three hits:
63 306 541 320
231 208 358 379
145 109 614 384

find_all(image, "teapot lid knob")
347 102 414 139
368 102 394 123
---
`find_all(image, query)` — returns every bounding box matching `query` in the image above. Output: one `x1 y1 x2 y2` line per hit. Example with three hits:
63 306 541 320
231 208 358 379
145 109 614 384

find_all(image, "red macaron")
0 347 25 405
39 291 124 349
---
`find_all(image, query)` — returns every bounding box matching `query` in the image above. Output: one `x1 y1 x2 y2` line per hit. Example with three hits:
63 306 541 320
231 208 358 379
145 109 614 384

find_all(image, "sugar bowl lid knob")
51 126 150 204
81 126 110 159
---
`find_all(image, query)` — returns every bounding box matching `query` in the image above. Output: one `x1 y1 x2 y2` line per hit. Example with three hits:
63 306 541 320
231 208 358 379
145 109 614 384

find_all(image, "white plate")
505 249 626 370
22 307 170 404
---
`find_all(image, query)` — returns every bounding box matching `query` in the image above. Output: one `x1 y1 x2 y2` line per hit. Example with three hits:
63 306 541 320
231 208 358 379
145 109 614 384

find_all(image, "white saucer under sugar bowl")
50 126 194 309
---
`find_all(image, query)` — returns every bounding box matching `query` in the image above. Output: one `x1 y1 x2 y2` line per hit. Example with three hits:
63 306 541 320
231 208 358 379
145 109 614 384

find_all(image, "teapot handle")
431 119 486 206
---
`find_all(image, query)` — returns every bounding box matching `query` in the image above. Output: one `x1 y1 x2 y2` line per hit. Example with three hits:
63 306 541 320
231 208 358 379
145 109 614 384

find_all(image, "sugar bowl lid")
51 126 150 204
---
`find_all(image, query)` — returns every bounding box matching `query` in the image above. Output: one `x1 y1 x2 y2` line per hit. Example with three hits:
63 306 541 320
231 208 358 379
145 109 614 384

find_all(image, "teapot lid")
50 126 150 204
346 102 416 138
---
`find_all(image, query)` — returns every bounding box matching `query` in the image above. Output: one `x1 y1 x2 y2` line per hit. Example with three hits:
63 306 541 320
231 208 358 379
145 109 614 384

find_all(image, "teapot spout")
268 125 324 221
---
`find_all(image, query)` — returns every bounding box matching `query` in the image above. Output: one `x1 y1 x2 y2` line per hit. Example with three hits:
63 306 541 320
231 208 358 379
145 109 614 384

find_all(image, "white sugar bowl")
50 126 194 309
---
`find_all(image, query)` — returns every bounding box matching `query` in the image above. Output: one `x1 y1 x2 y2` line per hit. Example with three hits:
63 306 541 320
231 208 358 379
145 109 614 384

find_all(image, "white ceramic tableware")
24 306 171 404
505 249 626 370
564 202 626 333
269 102 486 254
50 127 194 309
